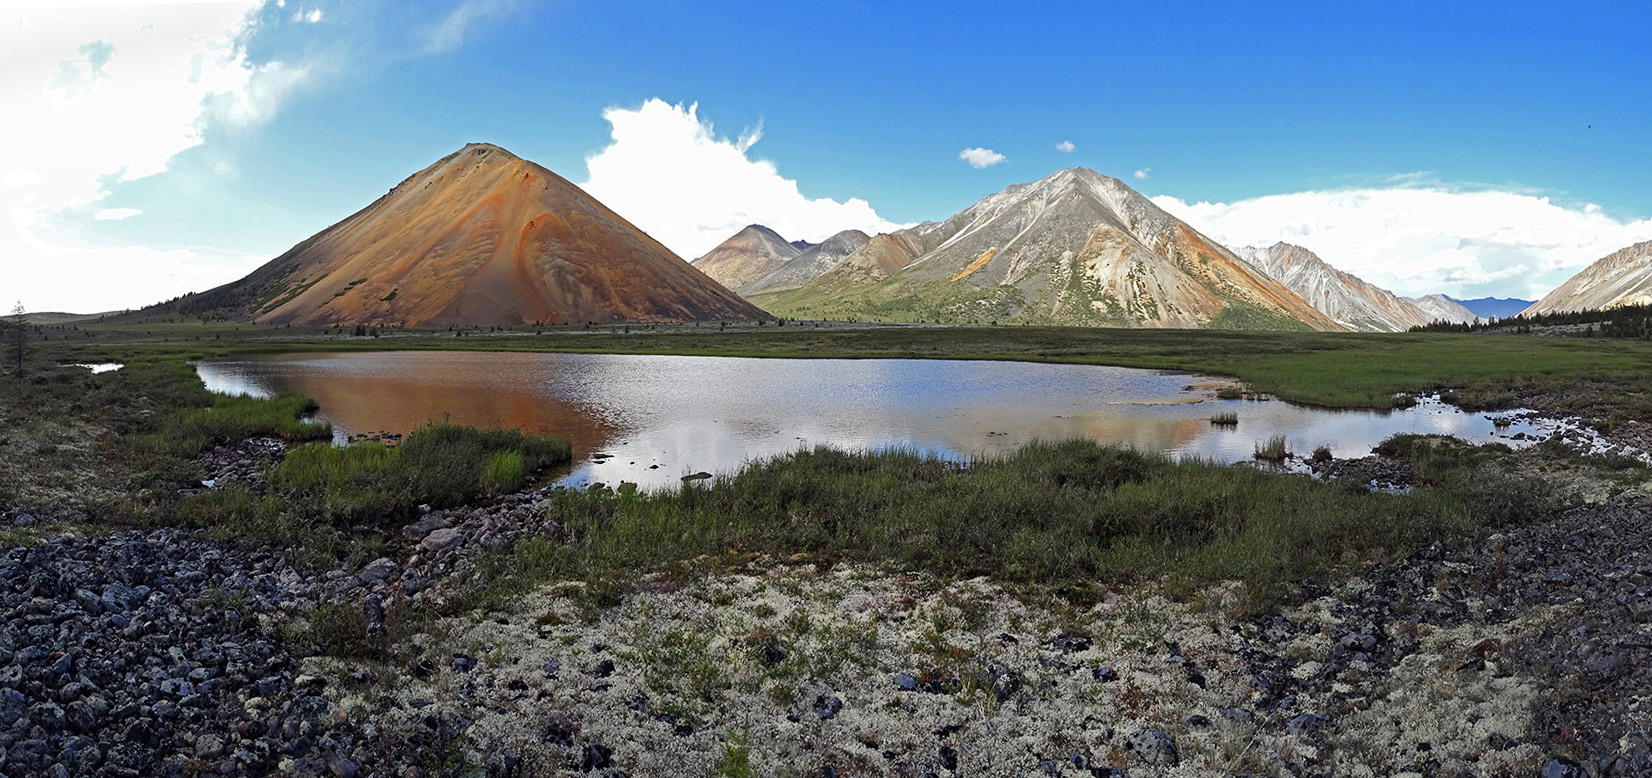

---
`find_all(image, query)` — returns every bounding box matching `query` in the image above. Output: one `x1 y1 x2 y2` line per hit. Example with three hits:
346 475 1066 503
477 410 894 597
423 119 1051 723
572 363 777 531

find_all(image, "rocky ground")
3 441 1651 776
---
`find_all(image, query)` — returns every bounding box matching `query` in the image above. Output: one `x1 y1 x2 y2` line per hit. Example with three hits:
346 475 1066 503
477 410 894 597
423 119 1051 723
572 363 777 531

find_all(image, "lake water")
195 351 1555 489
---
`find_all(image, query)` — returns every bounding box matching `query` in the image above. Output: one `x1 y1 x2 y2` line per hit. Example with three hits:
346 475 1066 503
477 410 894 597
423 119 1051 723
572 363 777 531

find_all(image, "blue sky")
3 0 1650 312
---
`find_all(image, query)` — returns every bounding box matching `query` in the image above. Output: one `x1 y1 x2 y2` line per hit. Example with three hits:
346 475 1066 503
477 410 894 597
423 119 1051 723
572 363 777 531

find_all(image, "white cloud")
581 99 906 260
0 1 306 312
1152 187 1652 300
292 8 322 23
423 0 514 54
1134 168 1150 180
94 208 141 221
959 147 1006 169
1055 141 1074 153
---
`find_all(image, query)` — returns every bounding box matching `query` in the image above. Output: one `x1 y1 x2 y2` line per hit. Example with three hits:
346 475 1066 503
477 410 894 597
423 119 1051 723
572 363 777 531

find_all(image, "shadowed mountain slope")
755 168 1342 330
151 143 766 326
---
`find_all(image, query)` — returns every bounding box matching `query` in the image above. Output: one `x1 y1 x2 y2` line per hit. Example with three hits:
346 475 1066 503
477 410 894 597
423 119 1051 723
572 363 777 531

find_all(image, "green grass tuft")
155 393 331 456
274 423 570 522
1253 435 1289 462
483 450 527 493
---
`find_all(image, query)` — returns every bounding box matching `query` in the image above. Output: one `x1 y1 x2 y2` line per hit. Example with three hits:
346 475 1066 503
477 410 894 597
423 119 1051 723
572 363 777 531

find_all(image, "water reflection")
194 351 1550 489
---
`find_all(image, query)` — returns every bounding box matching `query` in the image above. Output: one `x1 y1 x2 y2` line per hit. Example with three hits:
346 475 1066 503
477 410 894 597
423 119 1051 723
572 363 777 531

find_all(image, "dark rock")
63 699 94 733
894 672 917 691
1050 634 1092 652
814 694 843 720
581 743 613 771
939 745 958 770
1541 757 1588 778
1123 728 1178 767
1288 713 1330 737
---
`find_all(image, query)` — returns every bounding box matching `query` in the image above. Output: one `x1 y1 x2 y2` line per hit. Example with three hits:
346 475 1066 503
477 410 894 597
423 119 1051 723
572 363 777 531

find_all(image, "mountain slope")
691 225 801 291
153 144 765 326
1234 243 1431 332
1445 296 1533 319
756 168 1342 330
1405 294 1479 325
1522 240 1652 316
741 230 871 295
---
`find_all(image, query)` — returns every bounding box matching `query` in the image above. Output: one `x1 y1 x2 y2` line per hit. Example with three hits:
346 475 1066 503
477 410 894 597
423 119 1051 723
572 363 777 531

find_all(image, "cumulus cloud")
1055 141 1074 153
581 99 905 260
1134 168 1150 180
1152 187 1652 300
94 208 141 221
292 8 323 23
959 147 1006 169
0 1 306 312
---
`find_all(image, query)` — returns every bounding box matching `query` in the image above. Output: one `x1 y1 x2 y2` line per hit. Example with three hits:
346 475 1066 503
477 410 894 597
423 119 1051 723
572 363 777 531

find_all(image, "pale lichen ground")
300 560 1566 777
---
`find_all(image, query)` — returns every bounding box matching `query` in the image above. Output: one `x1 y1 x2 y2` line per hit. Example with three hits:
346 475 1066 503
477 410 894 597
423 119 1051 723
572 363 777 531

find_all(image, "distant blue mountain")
1444 296 1533 319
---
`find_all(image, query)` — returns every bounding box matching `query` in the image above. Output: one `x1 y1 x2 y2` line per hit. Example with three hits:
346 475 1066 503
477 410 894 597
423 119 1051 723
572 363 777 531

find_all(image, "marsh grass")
502 439 1543 609
1440 388 1517 412
1253 435 1289 462
1209 411 1239 426
157 393 331 456
275 424 571 522
483 450 527 493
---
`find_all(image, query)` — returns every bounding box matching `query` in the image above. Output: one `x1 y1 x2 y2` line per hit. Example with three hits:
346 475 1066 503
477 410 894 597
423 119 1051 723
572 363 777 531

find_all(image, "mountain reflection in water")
195 351 1546 490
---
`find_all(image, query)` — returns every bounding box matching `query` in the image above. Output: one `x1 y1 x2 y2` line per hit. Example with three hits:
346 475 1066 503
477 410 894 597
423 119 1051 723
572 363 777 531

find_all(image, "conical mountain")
740 230 872 295
160 143 766 325
692 224 801 291
1235 242 1432 332
754 168 1340 330
1522 240 1652 316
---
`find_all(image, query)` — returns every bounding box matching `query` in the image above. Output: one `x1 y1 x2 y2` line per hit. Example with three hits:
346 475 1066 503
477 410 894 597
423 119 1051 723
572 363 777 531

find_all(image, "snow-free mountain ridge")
149 144 766 326
1405 294 1480 325
1234 243 1432 332
752 168 1342 330
1446 296 1534 320
692 225 801 291
1521 240 1652 317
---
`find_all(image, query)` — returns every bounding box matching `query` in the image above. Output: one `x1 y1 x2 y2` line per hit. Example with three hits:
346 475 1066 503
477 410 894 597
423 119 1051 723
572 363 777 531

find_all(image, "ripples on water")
195 351 1561 490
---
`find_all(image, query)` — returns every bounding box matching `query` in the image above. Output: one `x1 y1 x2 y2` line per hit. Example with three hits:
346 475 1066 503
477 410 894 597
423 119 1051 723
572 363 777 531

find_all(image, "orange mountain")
165 143 766 326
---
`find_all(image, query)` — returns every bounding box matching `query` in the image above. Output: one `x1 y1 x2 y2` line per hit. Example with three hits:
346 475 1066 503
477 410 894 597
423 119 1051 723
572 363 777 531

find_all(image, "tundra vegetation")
4 317 1651 773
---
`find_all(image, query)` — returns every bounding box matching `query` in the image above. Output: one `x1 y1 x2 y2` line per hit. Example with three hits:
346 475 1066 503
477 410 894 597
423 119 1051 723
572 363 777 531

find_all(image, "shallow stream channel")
196 351 1578 489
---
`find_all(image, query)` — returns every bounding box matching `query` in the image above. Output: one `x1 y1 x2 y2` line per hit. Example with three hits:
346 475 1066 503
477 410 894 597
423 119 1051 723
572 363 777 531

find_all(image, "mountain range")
1445 296 1534 319
141 143 1646 331
743 168 1340 330
1233 243 1438 331
150 144 763 326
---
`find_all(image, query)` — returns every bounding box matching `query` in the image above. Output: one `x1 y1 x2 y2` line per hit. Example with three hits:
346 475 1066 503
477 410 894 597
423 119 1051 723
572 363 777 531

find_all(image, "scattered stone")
1124 728 1178 767
357 557 398 584
420 527 463 553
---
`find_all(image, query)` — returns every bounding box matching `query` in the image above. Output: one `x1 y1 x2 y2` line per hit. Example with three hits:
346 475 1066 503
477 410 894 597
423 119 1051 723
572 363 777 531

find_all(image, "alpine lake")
194 350 1568 490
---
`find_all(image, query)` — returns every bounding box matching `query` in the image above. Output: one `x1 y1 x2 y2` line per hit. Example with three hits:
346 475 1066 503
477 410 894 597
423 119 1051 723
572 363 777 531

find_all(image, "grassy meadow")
4 315 1649 618
26 314 1652 417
